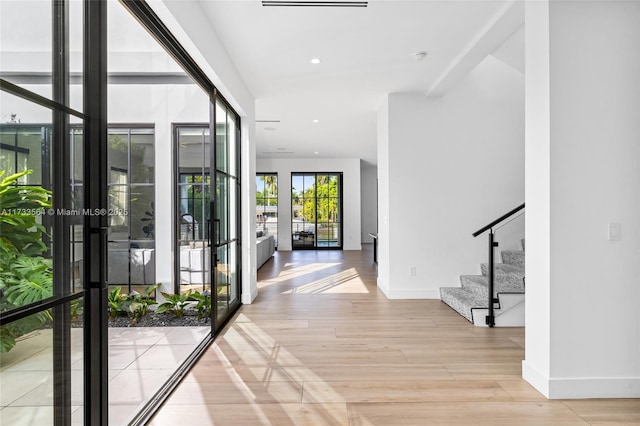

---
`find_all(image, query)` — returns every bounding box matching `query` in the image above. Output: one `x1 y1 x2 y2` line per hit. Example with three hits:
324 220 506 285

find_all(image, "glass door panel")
0 88 84 424
215 244 229 320
228 114 237 177
176 126 211 294
256 174 278 247
212 100 240 331
215 103 227 173
291 172 342 249
228 241 238 305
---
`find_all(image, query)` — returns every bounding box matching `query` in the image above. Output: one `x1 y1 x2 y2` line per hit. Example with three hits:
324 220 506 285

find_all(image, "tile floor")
0 325 209 425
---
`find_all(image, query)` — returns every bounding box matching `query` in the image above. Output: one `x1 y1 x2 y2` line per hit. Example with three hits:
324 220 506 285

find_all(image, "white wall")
377 54 524 299
524 0 640 399
256 157 362 251
360 165 378 243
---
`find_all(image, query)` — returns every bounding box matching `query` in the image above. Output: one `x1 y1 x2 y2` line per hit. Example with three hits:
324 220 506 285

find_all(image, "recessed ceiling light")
313 119 319 123
310 58 321 65
314 151 319 155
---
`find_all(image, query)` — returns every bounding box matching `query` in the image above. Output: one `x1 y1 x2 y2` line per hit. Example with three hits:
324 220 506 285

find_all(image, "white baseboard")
241 286 259 304
523 360 640 398
381 288 441 299
548 376 640 399
522 360 550 398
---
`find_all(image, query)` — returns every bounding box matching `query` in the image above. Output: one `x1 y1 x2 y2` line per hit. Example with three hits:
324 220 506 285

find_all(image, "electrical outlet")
410 266 416 276
608 223 621 241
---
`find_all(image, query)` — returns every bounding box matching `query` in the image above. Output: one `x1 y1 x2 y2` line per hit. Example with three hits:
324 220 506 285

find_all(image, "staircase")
440 239 525 327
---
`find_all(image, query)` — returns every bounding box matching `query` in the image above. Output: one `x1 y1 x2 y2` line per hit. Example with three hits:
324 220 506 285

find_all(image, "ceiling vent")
262 1 368 7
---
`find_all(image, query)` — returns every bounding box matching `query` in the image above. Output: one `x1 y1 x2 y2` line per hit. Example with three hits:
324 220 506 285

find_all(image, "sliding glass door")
291 172 342 249
174 102 241 331
1 1 87 424
2 1 244 422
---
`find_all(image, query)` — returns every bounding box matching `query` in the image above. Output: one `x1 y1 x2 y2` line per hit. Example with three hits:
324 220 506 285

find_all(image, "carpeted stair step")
439 239 525 326
501 250 525 269
439 287 489 323
480 262 525 281
460 274 525 299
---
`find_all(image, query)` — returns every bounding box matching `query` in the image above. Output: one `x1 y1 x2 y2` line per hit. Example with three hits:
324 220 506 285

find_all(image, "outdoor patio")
0 325 209 425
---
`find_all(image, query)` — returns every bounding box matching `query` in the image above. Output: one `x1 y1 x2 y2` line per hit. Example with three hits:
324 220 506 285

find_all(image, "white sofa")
108 248 155 286
256 233 275 269
179 242 210 285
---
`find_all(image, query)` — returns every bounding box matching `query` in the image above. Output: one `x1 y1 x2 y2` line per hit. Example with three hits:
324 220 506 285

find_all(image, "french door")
175 125 212 294
173 105 241 332
291 172 343 249
212 100 241 329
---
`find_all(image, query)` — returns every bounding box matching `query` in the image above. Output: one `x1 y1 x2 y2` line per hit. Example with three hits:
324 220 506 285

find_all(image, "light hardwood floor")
150 246 640 425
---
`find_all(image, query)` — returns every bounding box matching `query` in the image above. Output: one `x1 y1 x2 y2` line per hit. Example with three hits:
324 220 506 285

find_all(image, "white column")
524 0 640 398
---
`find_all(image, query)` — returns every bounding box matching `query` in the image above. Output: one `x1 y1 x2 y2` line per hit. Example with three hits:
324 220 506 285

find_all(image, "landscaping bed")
107 310 210 328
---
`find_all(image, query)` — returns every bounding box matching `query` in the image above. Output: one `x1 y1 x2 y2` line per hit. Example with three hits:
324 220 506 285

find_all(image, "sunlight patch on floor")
281 268 369 294
212 319 347 424
258 262 342 288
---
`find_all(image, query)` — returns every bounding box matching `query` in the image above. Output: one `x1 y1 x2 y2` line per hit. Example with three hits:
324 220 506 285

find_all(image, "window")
175 125 211 294
106 127 156 294
291 172 342 249
256 173 278 246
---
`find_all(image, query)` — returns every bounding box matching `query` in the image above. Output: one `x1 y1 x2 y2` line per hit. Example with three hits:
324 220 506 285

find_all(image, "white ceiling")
198 0 519 167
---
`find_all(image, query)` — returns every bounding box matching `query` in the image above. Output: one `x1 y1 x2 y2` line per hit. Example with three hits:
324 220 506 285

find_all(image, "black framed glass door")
212 99 241 330
0 0 88 423
174 125 211 295
291 172 343 249
2 0 244 423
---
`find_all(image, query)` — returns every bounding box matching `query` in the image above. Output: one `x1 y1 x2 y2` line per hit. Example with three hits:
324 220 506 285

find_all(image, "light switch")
608 223 621 241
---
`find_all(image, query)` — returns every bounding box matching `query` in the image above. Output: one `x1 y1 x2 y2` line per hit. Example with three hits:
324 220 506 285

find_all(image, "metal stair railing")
472 203 525 327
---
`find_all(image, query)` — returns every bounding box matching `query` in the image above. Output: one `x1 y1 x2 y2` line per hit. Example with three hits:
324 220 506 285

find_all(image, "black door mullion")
83 0 109 424
209 94 218 330
52 0 72 424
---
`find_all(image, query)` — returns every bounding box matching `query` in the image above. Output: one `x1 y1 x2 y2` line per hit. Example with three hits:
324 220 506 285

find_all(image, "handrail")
472 203 525 238
471 202 525 327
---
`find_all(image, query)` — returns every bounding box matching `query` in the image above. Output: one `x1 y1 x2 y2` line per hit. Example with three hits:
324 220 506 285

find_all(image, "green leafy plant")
0 310 51 353
0 170 51 256
127 285 158 324
108 284 159 324
156 291 192 318
70 298 83 321
0 169 52 353
1 256 53 306
191 290 211 320
107 286 130 319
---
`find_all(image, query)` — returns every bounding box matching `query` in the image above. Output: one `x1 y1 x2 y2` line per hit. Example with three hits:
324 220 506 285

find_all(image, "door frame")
291 172 344 250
